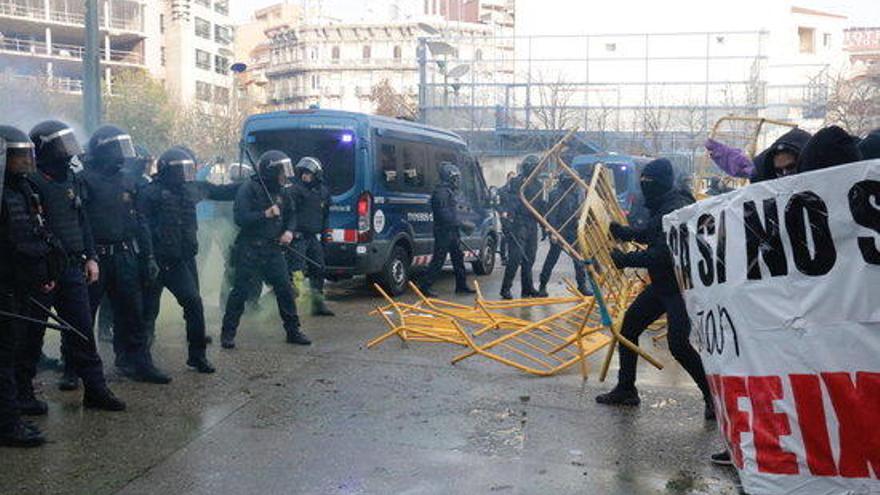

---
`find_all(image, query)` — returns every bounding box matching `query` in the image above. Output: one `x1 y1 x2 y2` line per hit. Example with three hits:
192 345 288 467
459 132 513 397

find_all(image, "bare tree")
369 79 417 120
824 72 880 136
530 72 581 132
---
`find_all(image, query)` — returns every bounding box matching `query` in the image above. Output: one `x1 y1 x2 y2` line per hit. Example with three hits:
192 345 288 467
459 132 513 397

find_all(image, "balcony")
10 74 83 94
266 57 415 76
0 0 144 34
0 36 145 65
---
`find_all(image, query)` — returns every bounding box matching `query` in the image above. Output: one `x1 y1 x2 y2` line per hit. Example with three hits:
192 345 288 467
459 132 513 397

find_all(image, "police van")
240 109 499 295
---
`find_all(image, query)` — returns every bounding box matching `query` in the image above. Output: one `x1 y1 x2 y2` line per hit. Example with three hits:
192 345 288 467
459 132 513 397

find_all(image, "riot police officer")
0 125 64 447
221 150 310 348
80 125 170 384
219 163 260 313
499 155 542 300
15 120 126 414
286 157 334 316
417 162 474 297
537 173 590 297
139 147 241 372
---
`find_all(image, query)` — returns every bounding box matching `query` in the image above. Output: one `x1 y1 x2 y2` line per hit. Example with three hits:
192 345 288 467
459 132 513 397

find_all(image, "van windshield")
247 129 356 196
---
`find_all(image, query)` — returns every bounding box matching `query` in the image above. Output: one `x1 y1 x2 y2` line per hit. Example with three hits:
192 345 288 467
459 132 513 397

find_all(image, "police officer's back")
417 162 474 296
499 155 542 299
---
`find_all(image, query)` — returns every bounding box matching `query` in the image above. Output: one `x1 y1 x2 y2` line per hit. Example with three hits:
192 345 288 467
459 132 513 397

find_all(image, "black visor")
270 157 294 178
168 158 197 182
37 127 83 162
6 140 36 174
96 134 136 161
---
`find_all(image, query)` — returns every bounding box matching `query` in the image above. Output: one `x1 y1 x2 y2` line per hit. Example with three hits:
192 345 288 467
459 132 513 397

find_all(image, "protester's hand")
264 205 281 218
610 249 627 269
41 281 56 294
84 259 100 284
146 256 160 283
609 222 627 241
279 230 294 245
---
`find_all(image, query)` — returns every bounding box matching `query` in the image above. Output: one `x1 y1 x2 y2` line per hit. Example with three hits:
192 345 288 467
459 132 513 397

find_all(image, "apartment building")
0 0 157 94
161 0 234 106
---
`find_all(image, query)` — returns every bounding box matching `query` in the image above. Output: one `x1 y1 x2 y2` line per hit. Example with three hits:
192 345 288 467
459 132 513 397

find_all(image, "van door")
456 154 485 261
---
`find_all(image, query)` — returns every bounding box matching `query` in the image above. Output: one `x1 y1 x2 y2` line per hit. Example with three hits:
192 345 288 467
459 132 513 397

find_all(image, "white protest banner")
663 160 880 495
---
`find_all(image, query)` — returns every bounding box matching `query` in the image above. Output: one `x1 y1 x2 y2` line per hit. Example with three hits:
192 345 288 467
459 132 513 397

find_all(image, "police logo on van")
407 212 433 223
374 209 386 233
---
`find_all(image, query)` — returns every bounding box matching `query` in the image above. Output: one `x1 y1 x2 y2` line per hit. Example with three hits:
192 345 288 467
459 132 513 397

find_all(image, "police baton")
281 242 324 271
28 297 90 342
506 231 534 265
0 310 75 334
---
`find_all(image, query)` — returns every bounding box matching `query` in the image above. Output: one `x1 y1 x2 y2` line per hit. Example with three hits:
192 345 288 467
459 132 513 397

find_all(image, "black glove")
610 249 627 269
609 222 627 241
460 220 476 235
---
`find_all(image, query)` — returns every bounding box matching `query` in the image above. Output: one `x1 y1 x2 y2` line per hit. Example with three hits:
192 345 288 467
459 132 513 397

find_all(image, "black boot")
500 289 513 300
0 420 45 448
16 388 48 416
126 363 172 385
455 285 476 295
536 282 549 298
311 293 335 317
83 385 126 412
187 349 216 374
58 367 79 391
220 329 236 349
286 328 312 346
595 385 641 406
522 287 540 298
418 284 438 298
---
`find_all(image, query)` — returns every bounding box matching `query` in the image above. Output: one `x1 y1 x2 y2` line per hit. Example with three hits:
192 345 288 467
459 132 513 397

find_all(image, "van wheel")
376 246 410 296
472 236 496 276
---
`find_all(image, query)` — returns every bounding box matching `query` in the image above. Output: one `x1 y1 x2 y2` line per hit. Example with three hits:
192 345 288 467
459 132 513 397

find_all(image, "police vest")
31 171 86 254
146 182 199 260
290 181 328 234
81 170 138 244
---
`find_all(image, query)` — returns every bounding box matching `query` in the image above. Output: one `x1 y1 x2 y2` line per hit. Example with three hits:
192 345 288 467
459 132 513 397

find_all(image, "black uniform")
139 176 238 366
17 170 107 398
1 174 63 442
419 178 470 292
500 174 540 298
221 177 301 343
538 177 588 295
80 162 165 381
286 176 330 293
599 158 710 406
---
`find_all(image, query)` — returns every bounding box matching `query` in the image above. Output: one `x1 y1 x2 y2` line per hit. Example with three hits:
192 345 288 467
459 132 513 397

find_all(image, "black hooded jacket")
857 128 880 161
612 159 693 295
752 128 812 182
796 125 863 174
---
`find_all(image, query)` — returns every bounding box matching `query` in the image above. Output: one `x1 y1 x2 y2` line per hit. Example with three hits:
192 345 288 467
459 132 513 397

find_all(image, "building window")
474 49 482 61
309 47 318 60
196 81 212 101
823 33 832 48
159 14 164 34
215 25 232 45
214 86 229 104
160 46 166 66
799 27 815 54
393 45 402 60
362 45 371 59
214 0 228 15
195 49 211 70
332 46 340 60
195 17 211 39
310 74 320 90
215 55 229 74
195 0 210 7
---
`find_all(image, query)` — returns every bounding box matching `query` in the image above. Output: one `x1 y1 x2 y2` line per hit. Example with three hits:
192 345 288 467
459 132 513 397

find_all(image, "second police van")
241 109 500 295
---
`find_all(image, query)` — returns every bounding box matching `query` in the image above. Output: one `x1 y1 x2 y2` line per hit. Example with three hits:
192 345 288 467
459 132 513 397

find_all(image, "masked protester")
499 155 542 300
14 120 126 414
221 150 309 348
80 125 170 384
417 162 475 297
796 125 863 173
752 128 812 182
138 147 240 373
596 158 714 419
286 157 336 316
0 125 65 447
537 173 590 297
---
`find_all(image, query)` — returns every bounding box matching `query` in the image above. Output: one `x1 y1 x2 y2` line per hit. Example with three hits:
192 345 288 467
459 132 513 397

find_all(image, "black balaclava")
797 125 863 174
640 158 675 210
30 120 83 179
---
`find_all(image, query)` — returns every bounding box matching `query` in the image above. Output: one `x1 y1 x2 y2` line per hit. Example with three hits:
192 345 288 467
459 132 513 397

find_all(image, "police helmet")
87 125 136 172
295 156 323 179
29 120 83 168
0 125 36 176
156 147 197 184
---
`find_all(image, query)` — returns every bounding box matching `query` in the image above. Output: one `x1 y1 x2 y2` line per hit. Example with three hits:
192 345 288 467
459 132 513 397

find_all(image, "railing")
0 36 144 64
266 57 414 76
0 0 142 32
10 74 83 94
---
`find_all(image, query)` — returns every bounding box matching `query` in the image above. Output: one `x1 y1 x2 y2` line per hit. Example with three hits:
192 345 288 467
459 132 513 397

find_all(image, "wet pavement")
0 254 740 494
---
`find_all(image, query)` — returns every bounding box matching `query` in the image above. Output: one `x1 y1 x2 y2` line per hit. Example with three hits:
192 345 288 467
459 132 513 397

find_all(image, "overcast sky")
233 0 880 29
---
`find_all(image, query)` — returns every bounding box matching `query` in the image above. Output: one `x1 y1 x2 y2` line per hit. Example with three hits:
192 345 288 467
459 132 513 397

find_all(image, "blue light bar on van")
341 133 353 143
620 165 628 171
